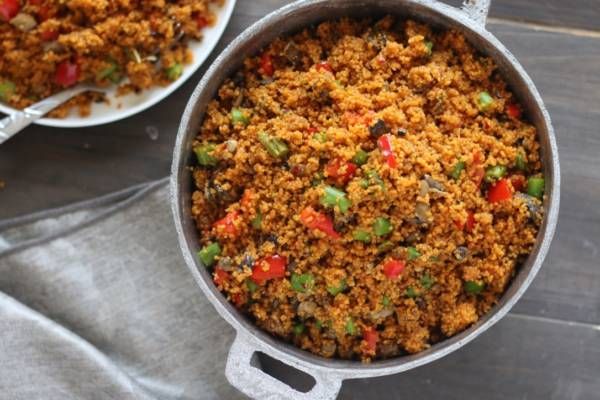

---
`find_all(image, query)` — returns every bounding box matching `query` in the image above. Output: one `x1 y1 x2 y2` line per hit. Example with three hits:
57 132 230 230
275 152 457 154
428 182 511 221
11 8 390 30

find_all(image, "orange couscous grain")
190 17 545 362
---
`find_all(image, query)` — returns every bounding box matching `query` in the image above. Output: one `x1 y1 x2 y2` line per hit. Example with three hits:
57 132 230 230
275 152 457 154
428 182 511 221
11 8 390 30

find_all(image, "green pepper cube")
198 242 221 267
231 107 250 126
373 217 392 236
381 295 391 307
464 280 485 294
353 230 371 243
407 246 421 261
478 91 494 111
293 323 305 336
527 177 545 199
166 63 183 81
345 317 356 335
352 149 369 166
251 211 263 230
405 286 419 298
313 131 327 143
194 143 218 167
258 132 289 158
425 41 433 55
291 273 315 293
450 160 466 180
484 165 507 183
515 152 527 171
421 274 434 290
0 81 16 102
246 279 259 293
321 186 351 213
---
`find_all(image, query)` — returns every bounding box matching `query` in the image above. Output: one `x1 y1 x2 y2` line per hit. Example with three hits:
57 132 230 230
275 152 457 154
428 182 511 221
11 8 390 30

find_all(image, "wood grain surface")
1 1 599 399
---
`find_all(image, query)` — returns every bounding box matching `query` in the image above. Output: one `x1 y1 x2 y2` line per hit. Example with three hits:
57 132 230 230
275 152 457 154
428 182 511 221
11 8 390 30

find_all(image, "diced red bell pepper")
0 0 20 21
325 158 357 185
316 61 333 73
299 206 341 239
260 53 274 77
213 268 230 287
383 259 405 279
54 60 80 87
196 14 209 29
306 126 318 135
377 134 397 168
488 178 513 203
40 29 59 41
465 211 476 232
231 292 247 308
506 103 522 119
213 210 241 238
510 174 526 192
251 255 287 285
363 326 379 353
454 211 475 232
240 189 254 210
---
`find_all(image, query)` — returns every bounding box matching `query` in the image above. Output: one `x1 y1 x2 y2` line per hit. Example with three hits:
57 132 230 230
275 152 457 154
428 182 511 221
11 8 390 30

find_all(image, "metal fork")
0 84 97 145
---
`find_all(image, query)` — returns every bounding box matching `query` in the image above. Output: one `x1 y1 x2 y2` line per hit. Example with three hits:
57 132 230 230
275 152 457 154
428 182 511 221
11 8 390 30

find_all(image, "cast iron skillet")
171 1 560 399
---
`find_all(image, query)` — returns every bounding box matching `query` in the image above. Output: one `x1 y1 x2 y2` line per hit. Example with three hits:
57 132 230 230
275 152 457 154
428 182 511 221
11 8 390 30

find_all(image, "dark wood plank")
259 314 600 399
486 22 600 325
443 0 600 31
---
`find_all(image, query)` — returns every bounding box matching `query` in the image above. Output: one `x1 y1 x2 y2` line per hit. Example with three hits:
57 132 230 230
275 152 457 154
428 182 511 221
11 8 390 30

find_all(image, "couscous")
191 17 545 362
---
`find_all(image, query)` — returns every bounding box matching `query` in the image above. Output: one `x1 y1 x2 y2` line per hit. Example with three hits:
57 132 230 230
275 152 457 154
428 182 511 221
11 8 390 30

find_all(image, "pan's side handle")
225 331 342 400
461 0 492 26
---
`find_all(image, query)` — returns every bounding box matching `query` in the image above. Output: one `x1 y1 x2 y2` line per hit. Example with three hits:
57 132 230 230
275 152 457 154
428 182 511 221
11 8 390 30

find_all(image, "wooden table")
1 1 599 398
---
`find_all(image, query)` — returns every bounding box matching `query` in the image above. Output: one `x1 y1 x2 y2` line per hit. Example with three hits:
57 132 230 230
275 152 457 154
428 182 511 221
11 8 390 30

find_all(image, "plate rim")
0 0 237 128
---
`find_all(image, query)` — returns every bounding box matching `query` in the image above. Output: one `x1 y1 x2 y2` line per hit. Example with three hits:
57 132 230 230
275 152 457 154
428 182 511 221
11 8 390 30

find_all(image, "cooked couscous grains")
191 17 545 362
0 0 222 117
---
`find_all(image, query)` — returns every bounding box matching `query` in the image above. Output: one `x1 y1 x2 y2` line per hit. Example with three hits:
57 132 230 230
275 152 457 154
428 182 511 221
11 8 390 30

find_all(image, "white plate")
0 0 236 128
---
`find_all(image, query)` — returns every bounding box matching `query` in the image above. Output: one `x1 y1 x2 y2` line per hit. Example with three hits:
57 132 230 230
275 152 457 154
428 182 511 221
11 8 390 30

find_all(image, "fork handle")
0 108 46 144
0 86 88 145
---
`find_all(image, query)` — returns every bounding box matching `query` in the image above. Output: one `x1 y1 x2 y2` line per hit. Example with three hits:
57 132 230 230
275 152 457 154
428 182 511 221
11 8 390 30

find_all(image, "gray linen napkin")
0 179 245 400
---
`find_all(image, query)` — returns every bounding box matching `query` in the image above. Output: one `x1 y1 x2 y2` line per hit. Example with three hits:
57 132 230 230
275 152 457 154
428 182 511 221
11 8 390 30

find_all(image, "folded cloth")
0 179 245 400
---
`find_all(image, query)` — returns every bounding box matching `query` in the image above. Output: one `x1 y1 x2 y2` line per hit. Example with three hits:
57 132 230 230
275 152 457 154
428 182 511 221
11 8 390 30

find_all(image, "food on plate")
190 17 545 362
0 0 222 117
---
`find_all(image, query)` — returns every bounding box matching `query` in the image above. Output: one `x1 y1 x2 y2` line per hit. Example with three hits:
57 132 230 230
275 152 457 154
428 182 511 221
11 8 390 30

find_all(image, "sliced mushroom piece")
454 246 469 262
283 41 303 67
10 13 37 32
297 300 317 318
369 119 390 137
424 175 445 192
239 254 255 270
414 202 431 225
321 341 337 357
226 139 238 153
515 192 543 224
378 342 400 358
370 307 395 320
217 256 235 271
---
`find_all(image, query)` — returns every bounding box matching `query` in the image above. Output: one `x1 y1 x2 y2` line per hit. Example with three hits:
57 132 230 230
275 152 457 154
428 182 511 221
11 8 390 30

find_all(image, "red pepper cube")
362 327 379 354
383 259 405 279
213 210 241 239
488 178 513 203
299 206 341 239
325 158 357 185
507 103 522 119
251 255 287 285
0 0 20 21
260 53 274 77
54 60 80 87
377 134 397 168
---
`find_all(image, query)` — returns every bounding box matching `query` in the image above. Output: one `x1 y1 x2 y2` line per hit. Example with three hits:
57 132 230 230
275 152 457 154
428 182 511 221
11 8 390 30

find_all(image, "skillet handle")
225 331 342 400
461 0 492 26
